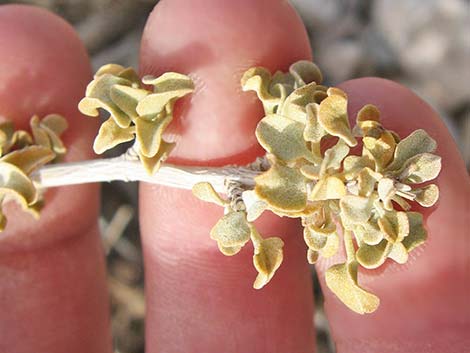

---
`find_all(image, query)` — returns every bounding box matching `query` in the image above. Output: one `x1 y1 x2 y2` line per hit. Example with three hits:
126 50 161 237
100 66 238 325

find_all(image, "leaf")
0 162 37 205
402 212 427 252
241 67 279 114
137 72 194 116
192 182 226 207
356 240 392 269
309 176 346 201
307 248 319 264
340 195 374 229
242 190 267 222
388 242 408 264
320 140 350 175
110 84 149 119
318 92 356 146
362 130 396 170
357 168 381 197
289 60 323 86
325 262 380 314
93 117 135 154
413 184 439 207
279 83 319 123
256 114 316 163
356 104 381 123
253 237 284 289
378 211 409 243
41 114 68 136
255 163 308 212
386 129 437 171
304 103 326 143
134 115 172 158
397 153 441 184
0 146 55 175
353 221 384 245
78 73 133 128
210 211 251 255
139 140 175 175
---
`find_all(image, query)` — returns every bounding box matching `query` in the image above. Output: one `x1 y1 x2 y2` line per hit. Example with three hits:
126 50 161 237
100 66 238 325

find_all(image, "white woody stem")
30 155 261 193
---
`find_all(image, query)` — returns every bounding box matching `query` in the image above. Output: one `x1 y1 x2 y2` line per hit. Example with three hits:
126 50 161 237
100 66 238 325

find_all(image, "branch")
30 153 261 193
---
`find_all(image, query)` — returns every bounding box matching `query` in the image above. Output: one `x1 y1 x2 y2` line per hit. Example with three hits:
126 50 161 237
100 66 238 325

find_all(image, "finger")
139 0 316 352
0 5 111 353
317 77 470 353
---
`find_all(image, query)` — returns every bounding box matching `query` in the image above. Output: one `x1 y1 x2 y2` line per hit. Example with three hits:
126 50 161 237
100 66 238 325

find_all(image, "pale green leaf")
192 182 226 207
256 114 316 163
254 163 308 212
387 129 437 171
93 117 135 154
253 237 284 289
210 211 251 255
325 262 380 314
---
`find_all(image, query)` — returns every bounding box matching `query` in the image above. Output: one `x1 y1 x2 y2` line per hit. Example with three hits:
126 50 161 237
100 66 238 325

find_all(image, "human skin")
1 1 469 353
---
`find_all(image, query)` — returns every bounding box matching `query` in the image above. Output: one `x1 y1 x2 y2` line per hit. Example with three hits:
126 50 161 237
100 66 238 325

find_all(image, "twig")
30 153 261 193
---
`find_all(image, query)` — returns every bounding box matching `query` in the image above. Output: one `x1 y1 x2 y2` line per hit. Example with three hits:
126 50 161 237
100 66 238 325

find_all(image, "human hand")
0 1 468 353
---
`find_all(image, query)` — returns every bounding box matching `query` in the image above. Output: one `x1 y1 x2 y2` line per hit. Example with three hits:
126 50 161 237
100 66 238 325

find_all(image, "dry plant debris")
0 115 68 230
193 60 442 314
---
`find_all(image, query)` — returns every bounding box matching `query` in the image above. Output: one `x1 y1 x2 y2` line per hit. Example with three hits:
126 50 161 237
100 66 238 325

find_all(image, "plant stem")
30 155 261 193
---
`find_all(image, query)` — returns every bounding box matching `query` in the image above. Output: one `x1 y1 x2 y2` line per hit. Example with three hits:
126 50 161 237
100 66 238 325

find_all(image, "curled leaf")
253 237 284 289
378 211 409 243
242 190 267 222
309 176 346 201
137 72 194 116
402 212 427 252
192 182 226 207
93 117 135 154
0 146 55 175
210 211 251 255
387 129 437 171
318 93 356 147
325 262 380 314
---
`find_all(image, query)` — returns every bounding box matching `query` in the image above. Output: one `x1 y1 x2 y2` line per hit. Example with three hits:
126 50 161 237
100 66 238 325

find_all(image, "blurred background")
1 0 468 352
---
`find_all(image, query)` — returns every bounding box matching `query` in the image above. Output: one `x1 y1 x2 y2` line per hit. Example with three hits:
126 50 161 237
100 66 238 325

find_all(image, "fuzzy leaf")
242 190 267 222
192 182 226 207
413 184 439 207
0 146 55 175
398 153 441 184
387 129 437 171
318 93 356 147
255 163 308 212
210 211 251 255
241 67 279 114
93 117 135 154
256 114 316 163
289 60 323 86
402 212 427 252
356 240 392 269
137 72 194 116
135 115 171 158
78 74 132 128
139 140 175 175
325 262 380 314
253 237 284 289
309 176 346 201
378 211 409 243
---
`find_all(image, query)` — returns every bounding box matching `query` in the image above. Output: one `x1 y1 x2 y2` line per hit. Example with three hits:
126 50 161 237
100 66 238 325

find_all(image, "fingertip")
0 4 98 251
0 4 95 155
